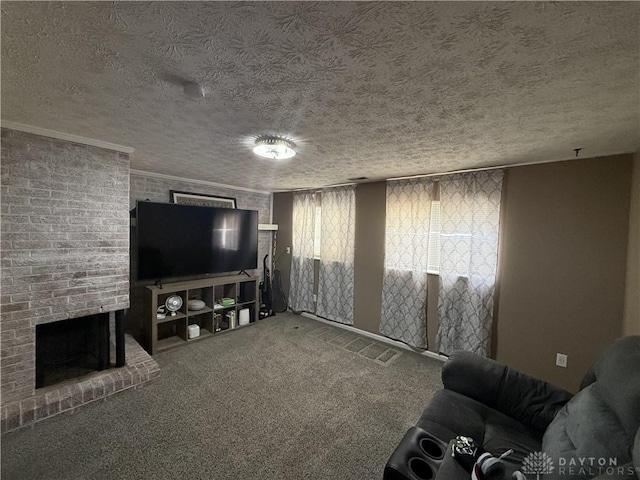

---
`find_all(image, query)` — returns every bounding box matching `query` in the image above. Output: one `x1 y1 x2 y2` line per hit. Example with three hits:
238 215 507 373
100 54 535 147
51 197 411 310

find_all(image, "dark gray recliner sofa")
401 336 640 479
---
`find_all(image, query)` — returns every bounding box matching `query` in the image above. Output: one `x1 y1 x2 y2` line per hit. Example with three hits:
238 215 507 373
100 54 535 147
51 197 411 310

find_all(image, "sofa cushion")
590 336 640 439
543 383 632 463
417 389 542 465
442 351 573 433
634 428 640 479
542 336 640 479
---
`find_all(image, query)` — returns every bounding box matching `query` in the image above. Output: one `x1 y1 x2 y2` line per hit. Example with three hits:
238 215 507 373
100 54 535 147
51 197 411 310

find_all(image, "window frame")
426 200 441 275
313 204 322 259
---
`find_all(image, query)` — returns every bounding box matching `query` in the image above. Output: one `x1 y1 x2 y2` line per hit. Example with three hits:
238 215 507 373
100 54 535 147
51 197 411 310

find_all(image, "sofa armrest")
442 351 573 432
434 440 526 480
434 442 469 480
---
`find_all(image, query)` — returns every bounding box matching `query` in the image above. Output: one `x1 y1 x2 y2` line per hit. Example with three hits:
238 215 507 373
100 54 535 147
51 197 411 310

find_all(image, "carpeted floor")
1 312 443 480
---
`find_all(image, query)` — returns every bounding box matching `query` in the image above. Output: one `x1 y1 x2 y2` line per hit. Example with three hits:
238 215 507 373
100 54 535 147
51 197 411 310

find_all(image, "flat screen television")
136 201 258 281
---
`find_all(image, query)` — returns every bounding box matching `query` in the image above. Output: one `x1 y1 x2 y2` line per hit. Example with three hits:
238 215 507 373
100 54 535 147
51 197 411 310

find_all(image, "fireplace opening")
36 313 110 389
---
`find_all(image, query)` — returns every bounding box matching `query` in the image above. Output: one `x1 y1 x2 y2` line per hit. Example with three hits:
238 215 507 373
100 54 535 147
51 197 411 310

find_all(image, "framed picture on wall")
170 190 237 209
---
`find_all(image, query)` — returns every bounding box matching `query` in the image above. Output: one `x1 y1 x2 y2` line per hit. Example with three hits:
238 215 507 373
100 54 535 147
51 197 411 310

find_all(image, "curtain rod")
387 164 502 181
386 151 621 182
283 151 630 193
286 182 357 193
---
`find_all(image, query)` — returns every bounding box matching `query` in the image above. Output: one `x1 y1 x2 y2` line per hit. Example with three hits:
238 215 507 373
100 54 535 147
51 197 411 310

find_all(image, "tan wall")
272 191 293 307
623 150 640 335
273 154 634 391
426 276 440 350
495 155 632 391
353 182 386 333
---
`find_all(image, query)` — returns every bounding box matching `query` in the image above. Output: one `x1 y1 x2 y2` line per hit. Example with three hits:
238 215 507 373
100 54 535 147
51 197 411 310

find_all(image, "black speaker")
383 426 448 480
239 281 255 303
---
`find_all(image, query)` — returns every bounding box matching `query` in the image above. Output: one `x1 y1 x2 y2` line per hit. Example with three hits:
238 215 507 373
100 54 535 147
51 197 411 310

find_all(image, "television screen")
136 201 258 281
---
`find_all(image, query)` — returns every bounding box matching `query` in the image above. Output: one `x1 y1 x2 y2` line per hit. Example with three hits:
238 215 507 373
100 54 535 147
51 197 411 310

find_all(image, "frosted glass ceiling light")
253 136 296 160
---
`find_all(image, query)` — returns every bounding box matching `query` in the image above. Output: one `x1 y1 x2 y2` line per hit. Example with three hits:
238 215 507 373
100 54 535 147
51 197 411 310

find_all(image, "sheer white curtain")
317 185 356 325
289 191 316 313
436 170 504 356
379 178 434 348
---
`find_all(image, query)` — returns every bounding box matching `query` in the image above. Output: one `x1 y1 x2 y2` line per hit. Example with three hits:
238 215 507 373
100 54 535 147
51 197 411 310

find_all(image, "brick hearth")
1 335 159 433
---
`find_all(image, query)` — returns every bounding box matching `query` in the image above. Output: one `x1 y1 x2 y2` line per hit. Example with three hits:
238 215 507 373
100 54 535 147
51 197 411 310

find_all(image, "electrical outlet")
286 246 291 254
556 353 568 368
312 293 317 303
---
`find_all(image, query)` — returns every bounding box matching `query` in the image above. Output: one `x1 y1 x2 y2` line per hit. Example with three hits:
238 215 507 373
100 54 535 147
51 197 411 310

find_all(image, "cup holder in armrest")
408 457 435 480
419 437 445 460
383 426 449 480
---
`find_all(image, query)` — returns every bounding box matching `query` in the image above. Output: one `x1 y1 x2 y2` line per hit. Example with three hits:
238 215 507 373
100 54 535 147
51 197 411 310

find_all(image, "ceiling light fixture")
253 136 296 160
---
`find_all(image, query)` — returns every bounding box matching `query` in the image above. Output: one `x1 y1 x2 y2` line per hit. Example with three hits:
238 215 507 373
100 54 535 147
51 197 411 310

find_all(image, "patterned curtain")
379 178 434 348
436 170 504 356
317 185 356 325
289 191 316 313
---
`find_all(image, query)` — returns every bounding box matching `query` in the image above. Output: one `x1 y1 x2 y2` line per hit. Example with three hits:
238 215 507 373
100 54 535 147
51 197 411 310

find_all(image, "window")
383 180 486 277
380 178 434 348
313 204 322 259
427 199 476 278
426 201 441 274
383 179 434 273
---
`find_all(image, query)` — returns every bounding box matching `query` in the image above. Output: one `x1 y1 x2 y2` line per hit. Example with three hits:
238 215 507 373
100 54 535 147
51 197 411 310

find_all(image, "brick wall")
128 171 272 338
0 129 130 406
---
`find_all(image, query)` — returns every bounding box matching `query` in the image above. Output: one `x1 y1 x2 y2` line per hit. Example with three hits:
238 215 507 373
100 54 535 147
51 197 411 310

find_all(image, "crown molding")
131 169 272 195
0 121 135 153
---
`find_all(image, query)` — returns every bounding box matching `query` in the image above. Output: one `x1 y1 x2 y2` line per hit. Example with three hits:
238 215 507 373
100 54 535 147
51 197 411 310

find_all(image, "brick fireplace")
1 128 158 433
35 312 119 389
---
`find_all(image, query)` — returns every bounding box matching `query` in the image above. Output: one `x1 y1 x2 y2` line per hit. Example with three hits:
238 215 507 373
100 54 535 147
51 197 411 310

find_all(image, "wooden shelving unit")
144 274 259 355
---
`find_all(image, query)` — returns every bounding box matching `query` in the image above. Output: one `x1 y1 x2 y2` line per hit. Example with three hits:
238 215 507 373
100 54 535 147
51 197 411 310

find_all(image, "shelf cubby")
145 274 260 354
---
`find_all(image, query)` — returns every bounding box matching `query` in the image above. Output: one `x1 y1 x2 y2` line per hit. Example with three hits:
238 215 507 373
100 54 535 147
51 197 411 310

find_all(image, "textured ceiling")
2 2 638 192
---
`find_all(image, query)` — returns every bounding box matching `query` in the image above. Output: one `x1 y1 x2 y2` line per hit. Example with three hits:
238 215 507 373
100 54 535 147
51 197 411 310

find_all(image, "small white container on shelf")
187 324 200 339
239 308 250 326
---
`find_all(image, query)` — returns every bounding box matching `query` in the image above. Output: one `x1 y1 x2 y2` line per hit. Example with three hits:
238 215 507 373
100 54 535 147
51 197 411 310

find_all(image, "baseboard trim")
300 312 447 362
